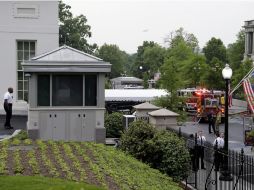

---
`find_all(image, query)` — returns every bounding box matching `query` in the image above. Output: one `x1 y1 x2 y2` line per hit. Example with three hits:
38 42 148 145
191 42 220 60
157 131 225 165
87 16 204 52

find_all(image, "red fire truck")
178 88 225 122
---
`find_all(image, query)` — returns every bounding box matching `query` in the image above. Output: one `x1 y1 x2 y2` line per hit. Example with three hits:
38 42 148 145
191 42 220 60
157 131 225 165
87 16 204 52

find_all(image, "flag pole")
230 66 254 95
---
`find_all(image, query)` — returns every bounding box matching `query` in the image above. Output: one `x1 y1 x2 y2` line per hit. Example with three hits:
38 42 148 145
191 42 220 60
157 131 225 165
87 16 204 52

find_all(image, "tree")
143 44 166 77
203 57 225 89
98 44 126 78
227 30 245 71
183 54 207 87
203 37 227 64
165 27 199 51
59 0 97 54
131 41 156 78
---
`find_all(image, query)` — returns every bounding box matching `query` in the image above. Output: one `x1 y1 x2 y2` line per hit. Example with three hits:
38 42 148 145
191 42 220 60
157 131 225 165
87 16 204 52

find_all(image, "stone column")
245 32 249 55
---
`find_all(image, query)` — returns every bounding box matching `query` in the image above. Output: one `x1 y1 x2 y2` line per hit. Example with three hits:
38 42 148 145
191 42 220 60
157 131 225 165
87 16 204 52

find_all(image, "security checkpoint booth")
148 108 179 130
22 45 111 143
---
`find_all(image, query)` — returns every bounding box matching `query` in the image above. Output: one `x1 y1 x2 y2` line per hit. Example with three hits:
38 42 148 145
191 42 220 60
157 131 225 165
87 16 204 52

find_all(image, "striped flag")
243 78 254 113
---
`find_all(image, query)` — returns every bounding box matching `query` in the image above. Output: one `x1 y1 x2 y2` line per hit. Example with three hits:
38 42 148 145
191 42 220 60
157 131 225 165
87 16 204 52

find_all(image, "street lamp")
220 64 233 181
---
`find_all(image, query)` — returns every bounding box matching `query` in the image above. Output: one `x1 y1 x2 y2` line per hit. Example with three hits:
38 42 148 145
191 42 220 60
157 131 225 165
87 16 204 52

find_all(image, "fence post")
194 133 198 189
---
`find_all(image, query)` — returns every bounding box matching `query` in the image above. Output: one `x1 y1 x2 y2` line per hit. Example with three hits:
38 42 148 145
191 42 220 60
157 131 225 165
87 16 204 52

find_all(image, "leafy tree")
105 112 124 138
59 0 97 54
227 30 245 72
131 41 156 78
203 37 227 64
143 45 166 78
165 27 199 51
183 54 208 87
203 57 225 89
98 44 126 78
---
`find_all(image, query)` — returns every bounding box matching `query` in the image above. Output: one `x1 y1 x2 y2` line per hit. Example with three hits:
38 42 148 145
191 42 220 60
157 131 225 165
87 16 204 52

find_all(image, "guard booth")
22 45 111 143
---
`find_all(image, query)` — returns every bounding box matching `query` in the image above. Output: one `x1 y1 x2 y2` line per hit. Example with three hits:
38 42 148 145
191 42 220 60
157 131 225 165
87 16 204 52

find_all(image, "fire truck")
178 88 225 122
195 89 225 122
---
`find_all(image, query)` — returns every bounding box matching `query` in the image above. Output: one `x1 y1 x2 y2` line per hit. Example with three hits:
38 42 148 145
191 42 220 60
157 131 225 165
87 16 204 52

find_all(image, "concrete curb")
0 129 21 142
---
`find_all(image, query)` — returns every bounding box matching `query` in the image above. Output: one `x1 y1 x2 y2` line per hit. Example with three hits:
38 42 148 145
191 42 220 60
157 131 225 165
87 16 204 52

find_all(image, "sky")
64 0 254 54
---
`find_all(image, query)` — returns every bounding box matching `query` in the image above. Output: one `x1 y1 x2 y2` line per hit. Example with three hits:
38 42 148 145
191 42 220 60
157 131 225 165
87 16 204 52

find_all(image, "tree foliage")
131 41 157 78
165 27 199 51
227 30 245 71
203 37 227 64
98 44 127 78
183 54 207 87
59 0 97 54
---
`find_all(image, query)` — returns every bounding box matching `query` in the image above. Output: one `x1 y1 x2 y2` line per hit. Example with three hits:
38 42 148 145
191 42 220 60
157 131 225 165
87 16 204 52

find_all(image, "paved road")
177 115 254 156
0 115 27 138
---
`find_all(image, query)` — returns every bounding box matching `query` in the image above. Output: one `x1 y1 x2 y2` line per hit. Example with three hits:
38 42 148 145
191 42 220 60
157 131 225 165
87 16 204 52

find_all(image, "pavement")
0 115 27 140
174 115 254 156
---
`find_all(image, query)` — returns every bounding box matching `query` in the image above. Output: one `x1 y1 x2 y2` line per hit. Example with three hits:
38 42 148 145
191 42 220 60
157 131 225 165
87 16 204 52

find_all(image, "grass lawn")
0 176 105 190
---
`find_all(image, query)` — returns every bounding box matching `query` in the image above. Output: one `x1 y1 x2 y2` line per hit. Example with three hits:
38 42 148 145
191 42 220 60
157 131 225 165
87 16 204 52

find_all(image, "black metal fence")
181 131 254 190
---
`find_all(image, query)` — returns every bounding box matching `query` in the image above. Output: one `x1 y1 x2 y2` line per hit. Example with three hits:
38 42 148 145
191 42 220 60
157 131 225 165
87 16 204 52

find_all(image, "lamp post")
219 64 233 181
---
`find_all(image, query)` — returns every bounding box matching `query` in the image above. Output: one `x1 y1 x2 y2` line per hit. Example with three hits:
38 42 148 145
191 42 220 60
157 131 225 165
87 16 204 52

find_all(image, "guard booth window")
37 75 50 106
85 75 97 106
52 75 83 106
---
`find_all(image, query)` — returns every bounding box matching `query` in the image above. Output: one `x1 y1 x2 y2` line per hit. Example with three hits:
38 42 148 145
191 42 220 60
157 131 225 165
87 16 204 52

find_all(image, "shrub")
120 120 156 162
150 131 190 181
105 112 124 138
120 120 190 181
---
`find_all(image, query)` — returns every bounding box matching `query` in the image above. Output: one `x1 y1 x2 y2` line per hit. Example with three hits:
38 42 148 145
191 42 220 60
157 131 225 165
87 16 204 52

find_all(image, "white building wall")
0 1 58 104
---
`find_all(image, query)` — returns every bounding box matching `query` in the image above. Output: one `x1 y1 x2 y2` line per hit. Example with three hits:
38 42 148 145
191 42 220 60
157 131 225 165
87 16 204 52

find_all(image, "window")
17 41 36 101
85 75 97 106
37 75 50 106
52 75 83 106
249 32 253 54
13 4 39 18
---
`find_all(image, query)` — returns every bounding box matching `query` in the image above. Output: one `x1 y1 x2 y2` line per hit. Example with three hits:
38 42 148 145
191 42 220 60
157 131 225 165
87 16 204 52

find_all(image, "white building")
0 1 58 107
244 20 254 61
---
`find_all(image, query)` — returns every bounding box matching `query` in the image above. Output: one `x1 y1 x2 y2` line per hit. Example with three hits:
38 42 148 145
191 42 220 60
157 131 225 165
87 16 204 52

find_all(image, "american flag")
243 78 254 113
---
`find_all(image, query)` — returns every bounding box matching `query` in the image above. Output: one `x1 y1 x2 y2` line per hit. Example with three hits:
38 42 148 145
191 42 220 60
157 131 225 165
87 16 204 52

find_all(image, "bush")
105 112 124 138
120 120 156 162
150 131 190 181
120 120 190 181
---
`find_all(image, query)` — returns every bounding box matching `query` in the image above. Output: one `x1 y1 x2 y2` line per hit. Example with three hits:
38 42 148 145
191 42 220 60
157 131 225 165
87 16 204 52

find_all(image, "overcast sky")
64 0 253 54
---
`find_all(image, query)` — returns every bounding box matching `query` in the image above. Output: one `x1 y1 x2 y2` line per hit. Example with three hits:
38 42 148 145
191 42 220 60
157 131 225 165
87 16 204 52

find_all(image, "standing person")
213 132 224 171
207 110 215 134
3 87 13 129
197 130 206 169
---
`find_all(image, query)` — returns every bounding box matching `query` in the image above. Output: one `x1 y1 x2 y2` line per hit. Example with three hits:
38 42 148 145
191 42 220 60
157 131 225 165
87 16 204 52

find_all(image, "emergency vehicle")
178 88 225 122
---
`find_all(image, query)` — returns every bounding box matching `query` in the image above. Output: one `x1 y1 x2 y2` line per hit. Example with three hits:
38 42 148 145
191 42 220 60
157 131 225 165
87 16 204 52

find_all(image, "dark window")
85 75 97 106
249 32 253 54
38 75 50 106
52 75 83 106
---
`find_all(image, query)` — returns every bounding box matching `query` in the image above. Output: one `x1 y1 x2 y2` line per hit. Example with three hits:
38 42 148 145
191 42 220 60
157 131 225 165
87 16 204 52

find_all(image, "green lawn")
0 176 104 190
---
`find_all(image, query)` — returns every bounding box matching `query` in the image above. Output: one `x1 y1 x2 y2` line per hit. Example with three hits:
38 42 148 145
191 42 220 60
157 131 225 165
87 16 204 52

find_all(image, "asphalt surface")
0 115 27 137
178 115 254 156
